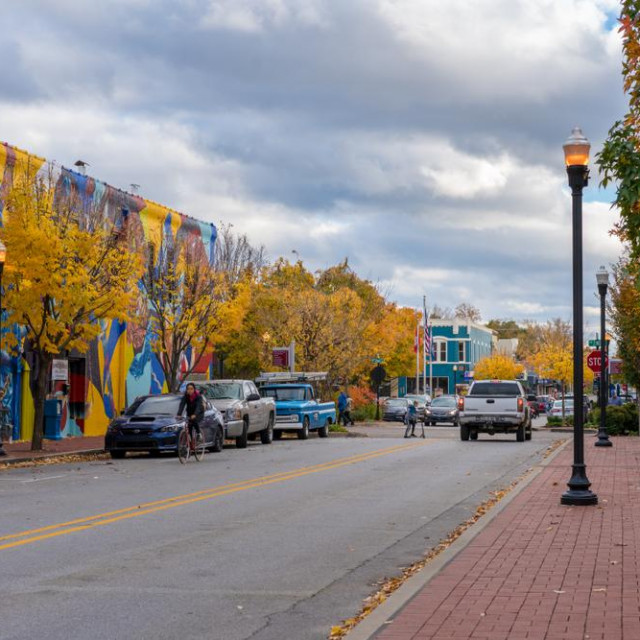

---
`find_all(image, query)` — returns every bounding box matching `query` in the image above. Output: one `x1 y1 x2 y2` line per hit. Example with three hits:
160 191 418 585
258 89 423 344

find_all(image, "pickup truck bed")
459 380 532 442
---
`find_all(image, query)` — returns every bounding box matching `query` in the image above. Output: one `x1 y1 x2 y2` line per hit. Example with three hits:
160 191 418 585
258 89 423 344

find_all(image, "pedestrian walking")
404 400 419 438
343 396 355 426
337 390 348 426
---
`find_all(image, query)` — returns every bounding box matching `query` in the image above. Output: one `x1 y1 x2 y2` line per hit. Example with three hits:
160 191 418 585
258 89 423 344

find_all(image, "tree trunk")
31 352 52 451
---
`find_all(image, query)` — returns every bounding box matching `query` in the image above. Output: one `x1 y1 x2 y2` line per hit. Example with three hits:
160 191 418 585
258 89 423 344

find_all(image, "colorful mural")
0 142 217 440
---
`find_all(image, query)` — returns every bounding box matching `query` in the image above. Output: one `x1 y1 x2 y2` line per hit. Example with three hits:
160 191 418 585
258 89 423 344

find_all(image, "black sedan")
382 398 411 422
105 394 224 459
424 395 460 425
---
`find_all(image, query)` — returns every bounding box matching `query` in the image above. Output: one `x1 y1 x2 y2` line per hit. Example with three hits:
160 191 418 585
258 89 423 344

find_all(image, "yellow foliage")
474 354 524 380
2 171 142 356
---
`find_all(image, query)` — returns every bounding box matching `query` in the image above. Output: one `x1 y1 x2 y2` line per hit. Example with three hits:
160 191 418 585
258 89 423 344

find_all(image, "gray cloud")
0 0 626 327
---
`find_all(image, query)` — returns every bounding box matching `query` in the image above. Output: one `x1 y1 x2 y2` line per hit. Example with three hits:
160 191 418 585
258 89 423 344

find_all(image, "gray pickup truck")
197 380 276 448
458 379 532 442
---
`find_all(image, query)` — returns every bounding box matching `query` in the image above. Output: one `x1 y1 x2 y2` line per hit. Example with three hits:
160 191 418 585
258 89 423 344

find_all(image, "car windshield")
553 400 573 408
405 395 426 404
469 382 521 396
262 387 306 401
432 397 456 407
386 399 407 406
202 382 242 400
128 396 181 416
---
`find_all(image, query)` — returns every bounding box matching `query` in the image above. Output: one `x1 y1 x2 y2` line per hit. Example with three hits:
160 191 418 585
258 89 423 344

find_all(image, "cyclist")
178 383 205 448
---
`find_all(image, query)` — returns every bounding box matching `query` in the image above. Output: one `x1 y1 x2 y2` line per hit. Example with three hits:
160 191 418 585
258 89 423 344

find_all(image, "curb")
0 448 106 466
344 437 572 640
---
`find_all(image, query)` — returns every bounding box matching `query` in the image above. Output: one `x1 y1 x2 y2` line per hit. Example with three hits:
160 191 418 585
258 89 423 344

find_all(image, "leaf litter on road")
328 439 568 639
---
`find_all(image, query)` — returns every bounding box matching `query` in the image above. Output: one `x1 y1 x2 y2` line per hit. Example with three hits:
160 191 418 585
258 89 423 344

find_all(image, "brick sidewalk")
0 435 105 462
372 437 640 640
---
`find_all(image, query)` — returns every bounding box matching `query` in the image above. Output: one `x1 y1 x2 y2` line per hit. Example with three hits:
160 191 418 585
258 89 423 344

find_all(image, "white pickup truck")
458 380 532 442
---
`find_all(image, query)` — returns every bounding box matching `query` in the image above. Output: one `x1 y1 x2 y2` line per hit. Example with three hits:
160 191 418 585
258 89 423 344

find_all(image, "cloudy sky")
0 0 626 331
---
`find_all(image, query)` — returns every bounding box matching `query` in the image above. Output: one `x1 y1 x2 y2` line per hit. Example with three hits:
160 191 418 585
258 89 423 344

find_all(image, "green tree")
597 2 640 259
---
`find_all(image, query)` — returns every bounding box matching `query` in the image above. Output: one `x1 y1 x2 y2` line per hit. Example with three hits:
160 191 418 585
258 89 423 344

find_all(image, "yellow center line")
1 441 427 551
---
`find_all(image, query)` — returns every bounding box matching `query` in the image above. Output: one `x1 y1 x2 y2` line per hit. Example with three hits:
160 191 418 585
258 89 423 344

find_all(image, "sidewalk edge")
1 449 105 466
344 438 572 640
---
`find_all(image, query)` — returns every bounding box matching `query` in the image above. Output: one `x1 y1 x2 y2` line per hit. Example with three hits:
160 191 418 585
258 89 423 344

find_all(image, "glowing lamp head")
563 127 590 167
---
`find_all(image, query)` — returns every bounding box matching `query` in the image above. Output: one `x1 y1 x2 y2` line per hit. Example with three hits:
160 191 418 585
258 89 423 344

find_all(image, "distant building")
496 338 519 358
426 319 496 395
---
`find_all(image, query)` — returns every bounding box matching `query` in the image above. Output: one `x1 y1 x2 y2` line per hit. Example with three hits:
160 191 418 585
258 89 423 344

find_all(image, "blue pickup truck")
259 382 336 440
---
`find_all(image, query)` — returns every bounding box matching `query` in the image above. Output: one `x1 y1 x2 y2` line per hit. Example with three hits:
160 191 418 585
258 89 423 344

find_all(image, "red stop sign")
587 350 608 373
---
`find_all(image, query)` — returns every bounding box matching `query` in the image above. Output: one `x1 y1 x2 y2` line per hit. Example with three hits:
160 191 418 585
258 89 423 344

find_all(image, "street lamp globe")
563 127 590 167
596 265 609 291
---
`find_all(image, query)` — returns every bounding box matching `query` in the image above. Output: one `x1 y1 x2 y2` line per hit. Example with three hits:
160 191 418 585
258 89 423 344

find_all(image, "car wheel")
273 429 283 440
318 418 330 438
109 450 126 459
460 424 470 441
236 419 249 449
516 422 525 442
298 416 310 440
260 414 274 445
211 425 224 452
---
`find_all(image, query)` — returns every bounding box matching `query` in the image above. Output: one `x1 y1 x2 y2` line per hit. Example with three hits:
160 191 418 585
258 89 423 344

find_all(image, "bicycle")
178 419 205 463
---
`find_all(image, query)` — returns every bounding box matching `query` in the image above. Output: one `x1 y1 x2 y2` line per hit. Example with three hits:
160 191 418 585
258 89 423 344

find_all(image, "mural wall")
0 142 217 439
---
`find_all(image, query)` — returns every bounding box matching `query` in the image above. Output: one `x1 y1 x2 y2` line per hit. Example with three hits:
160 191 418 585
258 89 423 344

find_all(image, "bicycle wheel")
193 431 205 461
178 429 190 464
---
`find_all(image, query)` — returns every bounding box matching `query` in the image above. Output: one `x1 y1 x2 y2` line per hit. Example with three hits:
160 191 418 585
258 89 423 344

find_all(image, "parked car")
197 379 275 448
404 394 432 421
105 394 224 459
536 395 552 414
260 383 336 439
549 399 574 418
382 398 411 422
424 395 459 425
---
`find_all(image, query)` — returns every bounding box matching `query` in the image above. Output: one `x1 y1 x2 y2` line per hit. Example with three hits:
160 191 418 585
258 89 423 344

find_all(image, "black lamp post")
561 127 598 506
595 266 612 447
0 239 6 457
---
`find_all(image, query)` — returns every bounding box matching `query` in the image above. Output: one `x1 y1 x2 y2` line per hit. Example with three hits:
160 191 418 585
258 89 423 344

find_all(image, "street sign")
587 350 609 373
588 339 599 347
371 365 386 386
272 348 289 367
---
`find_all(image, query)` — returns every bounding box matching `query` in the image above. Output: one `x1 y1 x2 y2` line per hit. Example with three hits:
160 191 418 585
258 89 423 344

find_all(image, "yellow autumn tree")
142 236 247 392
474 354 524 380
530 343 595 398
1 169 142 450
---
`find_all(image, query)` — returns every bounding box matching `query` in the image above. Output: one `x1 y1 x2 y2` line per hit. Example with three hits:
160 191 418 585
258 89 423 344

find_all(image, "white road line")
21 474 68 484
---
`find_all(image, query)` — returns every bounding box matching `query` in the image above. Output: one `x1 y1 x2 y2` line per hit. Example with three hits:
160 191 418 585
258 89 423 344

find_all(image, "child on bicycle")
178 383 205 442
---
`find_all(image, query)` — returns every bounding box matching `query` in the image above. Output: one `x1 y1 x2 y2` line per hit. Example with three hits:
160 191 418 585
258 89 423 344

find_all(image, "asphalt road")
0 422 566 640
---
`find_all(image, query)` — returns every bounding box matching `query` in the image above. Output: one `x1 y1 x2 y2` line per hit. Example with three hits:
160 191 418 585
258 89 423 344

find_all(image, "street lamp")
452 365 460 395
595 266 612 447
0 239 6 456
560 127 598 505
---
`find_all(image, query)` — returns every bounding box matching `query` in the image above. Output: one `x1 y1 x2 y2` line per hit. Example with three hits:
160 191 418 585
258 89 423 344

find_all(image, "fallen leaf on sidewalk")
553 590 565 594
327 470 536 639
593 588 607 592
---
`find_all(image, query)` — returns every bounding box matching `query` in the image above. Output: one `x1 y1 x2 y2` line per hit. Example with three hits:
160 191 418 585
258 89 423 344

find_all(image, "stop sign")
587 350 608 373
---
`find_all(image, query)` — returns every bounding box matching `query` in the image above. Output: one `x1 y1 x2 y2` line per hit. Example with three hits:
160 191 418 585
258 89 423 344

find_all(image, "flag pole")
422 295 427 395
415 318 420 394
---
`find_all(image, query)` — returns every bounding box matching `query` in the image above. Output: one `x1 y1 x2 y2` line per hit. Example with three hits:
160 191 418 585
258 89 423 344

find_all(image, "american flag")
423 303 431 359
